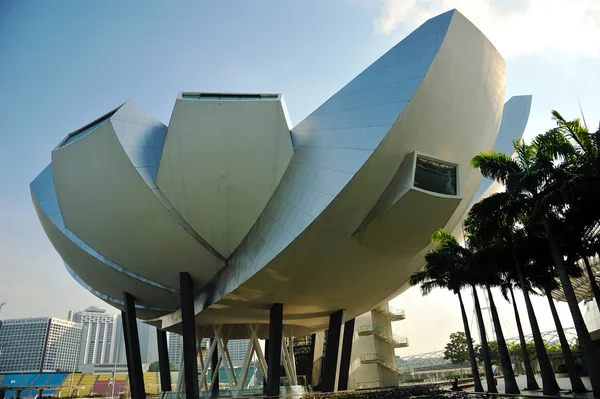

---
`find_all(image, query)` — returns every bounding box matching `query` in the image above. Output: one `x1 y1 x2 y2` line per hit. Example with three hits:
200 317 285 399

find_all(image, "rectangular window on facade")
414 157 457 196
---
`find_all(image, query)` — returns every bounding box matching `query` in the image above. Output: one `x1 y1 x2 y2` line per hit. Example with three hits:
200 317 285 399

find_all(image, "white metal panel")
192 10 457 314
156 9 506 332
31 194 179 313
471 95 532 202
157 97 293 258
51 114 223 290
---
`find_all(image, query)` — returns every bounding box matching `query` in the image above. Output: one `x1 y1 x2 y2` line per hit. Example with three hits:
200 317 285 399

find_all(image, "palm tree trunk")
472 285 497 393
583 257 600 310
544 286 588 393
509 286 539 390
513 257 560 395
458 290 484 392
485 284 520 394
543 218 600 397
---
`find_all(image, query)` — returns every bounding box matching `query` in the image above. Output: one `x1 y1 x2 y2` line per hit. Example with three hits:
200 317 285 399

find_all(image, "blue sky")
1 0 599 354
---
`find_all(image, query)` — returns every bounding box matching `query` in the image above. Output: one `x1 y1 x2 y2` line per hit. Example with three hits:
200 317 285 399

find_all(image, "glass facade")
61 110 116 147
182 93 278 101
414 157 457 195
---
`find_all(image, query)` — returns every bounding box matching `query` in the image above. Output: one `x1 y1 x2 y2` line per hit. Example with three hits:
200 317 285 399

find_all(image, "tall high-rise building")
138 322 158 364
0 317 82 373
70 306 117 366
112 316 126 364
168 332 183 368
227 340 250 366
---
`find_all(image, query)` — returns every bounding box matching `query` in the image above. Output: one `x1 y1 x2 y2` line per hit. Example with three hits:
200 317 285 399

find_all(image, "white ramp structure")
31 9 531 397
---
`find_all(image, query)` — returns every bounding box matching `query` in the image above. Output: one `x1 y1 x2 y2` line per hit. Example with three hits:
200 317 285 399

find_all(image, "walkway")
480 375 594 398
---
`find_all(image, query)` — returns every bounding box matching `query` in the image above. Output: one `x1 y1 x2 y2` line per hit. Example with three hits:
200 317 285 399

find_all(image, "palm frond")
471 150 520 184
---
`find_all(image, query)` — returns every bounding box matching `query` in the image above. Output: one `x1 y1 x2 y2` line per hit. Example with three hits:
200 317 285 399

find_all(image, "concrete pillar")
267 304 283 397
122 292 146 399
308 334 316 386
180 272 200 399
157 329 172 392
37 389 43 399
0 389 5 399
322 310 345 392
337 318 355 391
15 390 21 399
312 332 325 388
211 338 219 396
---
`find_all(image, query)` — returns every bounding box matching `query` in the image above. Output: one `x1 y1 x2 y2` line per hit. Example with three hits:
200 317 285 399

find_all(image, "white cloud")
374 0 600 58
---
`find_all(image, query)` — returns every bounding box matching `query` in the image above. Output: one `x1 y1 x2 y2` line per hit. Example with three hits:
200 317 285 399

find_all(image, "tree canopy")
444 332 471 365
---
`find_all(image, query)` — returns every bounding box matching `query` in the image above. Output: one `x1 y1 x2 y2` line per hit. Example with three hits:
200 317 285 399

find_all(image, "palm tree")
545 289 587 392
519 232 588 393
466 224 520 394
561 210 600 309
470 285 498 393
473 116 600 396
470 142 561 395
409 229 485 392
528 115 600 396
507 285 539 390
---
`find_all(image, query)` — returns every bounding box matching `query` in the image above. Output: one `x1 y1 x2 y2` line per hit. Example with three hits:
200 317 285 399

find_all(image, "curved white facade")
32 9 518 336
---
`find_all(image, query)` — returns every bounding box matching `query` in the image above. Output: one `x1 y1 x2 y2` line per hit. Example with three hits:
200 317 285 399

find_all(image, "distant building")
227 340 250 367
138 322 158 365
69 306 117 366
168 333 183 367
0 317 82 373
112 316 126 364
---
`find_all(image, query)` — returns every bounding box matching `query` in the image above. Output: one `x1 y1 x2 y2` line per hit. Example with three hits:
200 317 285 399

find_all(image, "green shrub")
401 377 425 383
555 364 568 373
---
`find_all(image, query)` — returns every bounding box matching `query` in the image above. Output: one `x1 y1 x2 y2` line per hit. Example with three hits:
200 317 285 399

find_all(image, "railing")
360 353 402 374
357 324 409 348
374 305 406 321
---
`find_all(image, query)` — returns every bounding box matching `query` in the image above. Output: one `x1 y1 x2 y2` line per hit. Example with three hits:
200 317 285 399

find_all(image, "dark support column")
0 389 5 399
337 318 355 391
157 329 172 392
180 272 200 399
121 311 133 379
37 389 43 399
211 338 219 396
123 292 145 399
321 310 345 392
263 339 269 394
267 304 283 397
15 390 21 399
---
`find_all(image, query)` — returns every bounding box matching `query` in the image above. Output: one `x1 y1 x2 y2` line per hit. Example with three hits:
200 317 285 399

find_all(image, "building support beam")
211 337 219 396
122 292 145 399
311 332 325 388
196 330 208 391
175 354 185 395
321 310 345 392
249 325 267 383
180 272 200 399
337 318 355 391
157 329 172 392
266 304 283 397
308 334 316 386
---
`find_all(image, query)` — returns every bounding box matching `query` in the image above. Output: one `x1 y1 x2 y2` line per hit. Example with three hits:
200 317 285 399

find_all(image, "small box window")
414 157 457 195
